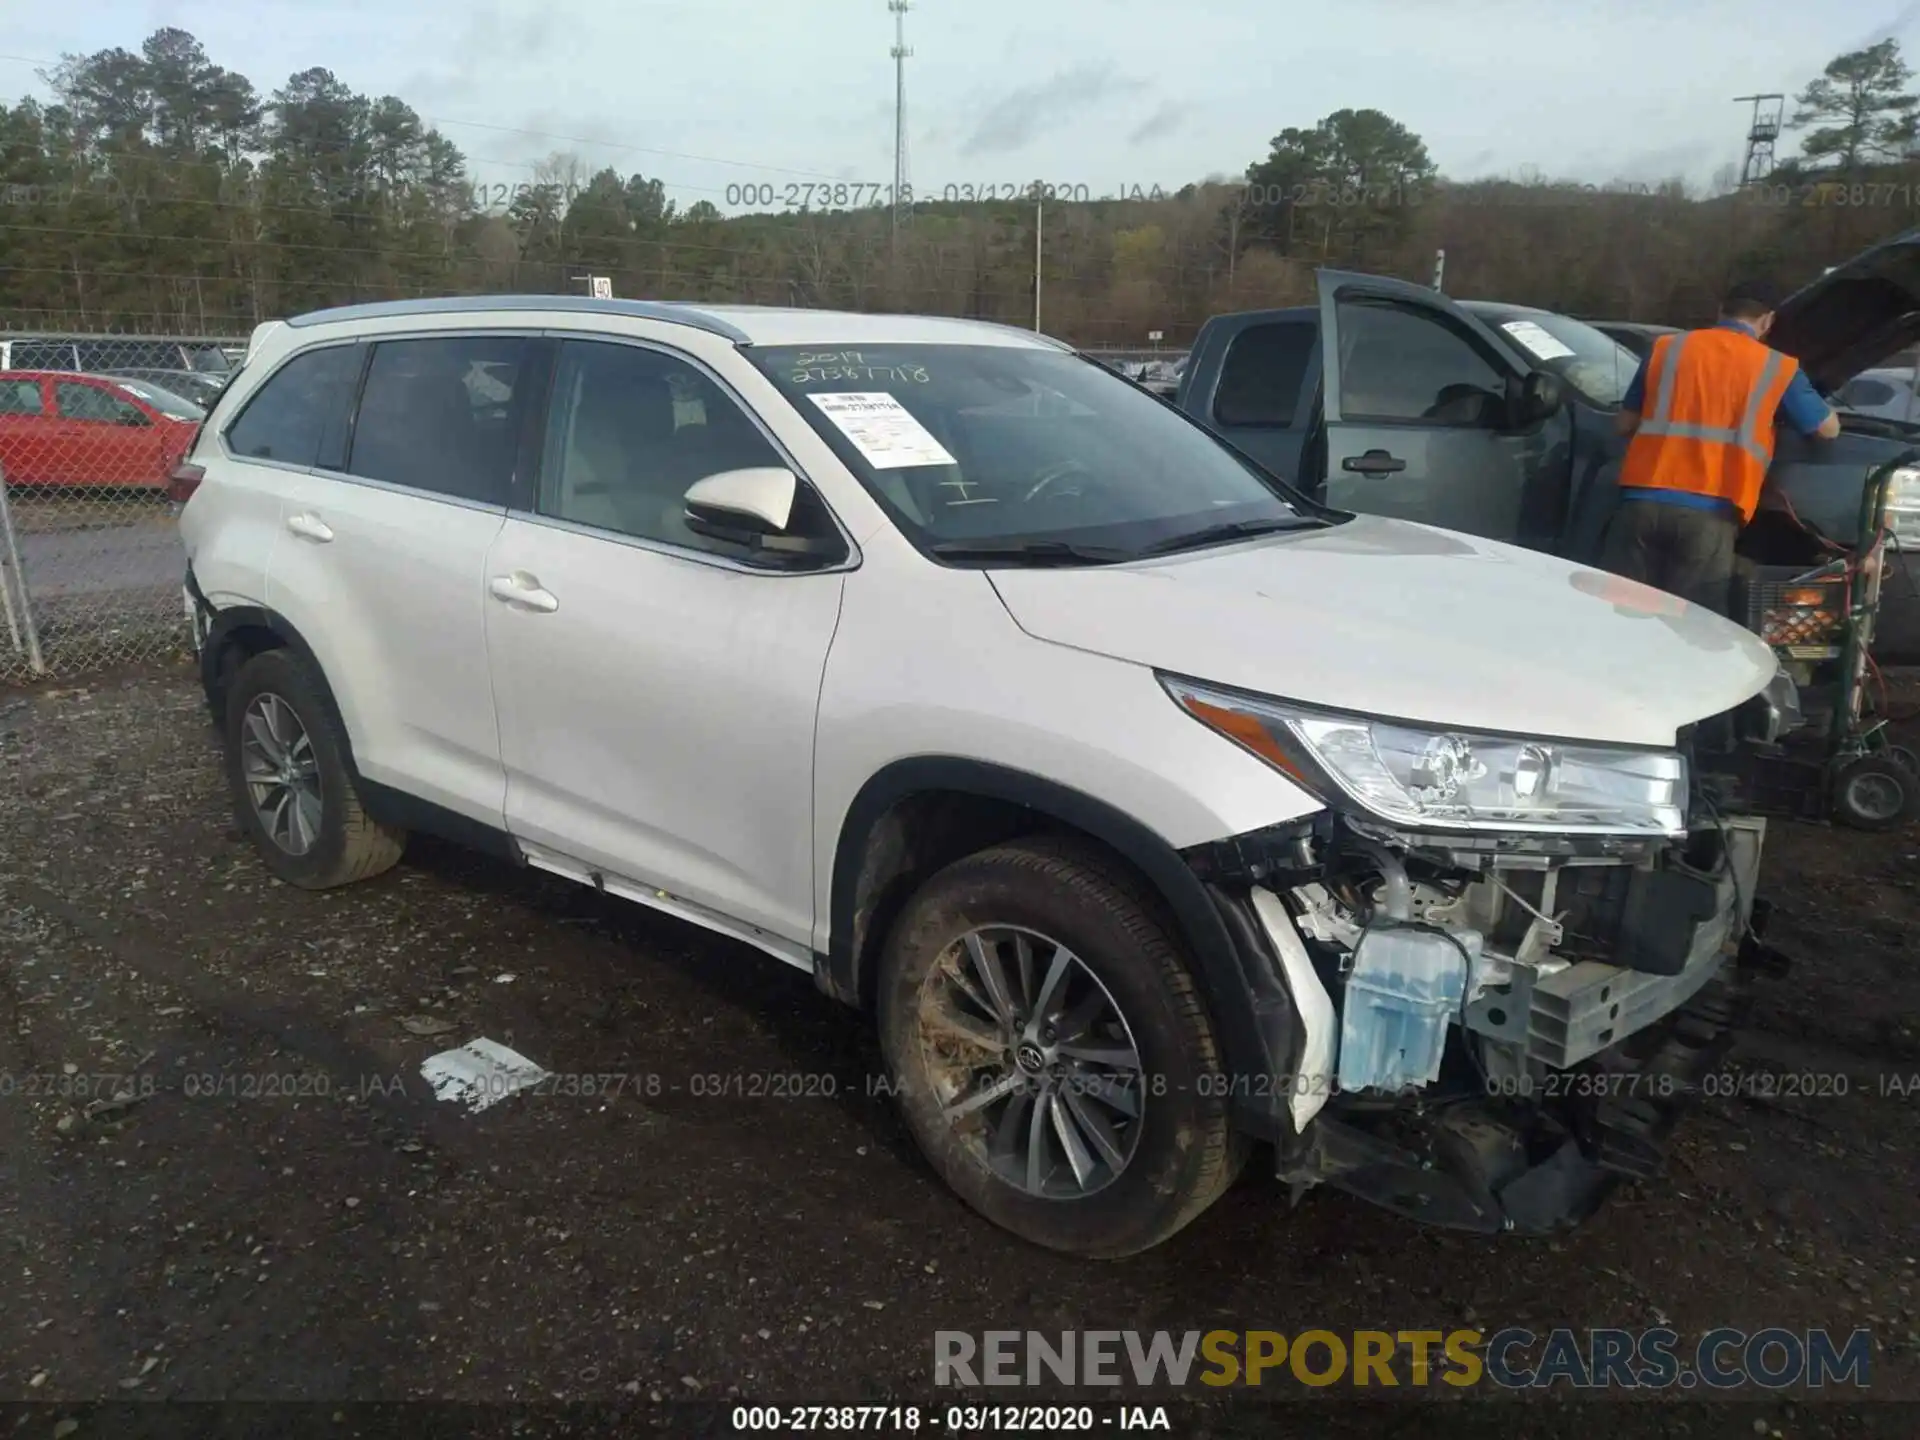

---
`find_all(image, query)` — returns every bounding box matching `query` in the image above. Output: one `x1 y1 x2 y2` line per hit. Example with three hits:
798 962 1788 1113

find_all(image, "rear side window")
77 341 177 371
225 344 362 467
1214 321 1315 427
0 380 43 415
346 336 527 505
1841 377 1897 408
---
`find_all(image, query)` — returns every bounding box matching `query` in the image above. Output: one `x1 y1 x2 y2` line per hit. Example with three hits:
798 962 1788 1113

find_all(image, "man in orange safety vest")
1604 279 1840 615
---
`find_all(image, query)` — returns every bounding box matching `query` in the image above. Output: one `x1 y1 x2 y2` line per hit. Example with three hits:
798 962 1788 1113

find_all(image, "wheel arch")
199 598 350 755
196 590 517 860
822 757 1277 1091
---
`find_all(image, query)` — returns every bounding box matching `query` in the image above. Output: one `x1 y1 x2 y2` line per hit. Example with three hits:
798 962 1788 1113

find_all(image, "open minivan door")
1315 268 1574 547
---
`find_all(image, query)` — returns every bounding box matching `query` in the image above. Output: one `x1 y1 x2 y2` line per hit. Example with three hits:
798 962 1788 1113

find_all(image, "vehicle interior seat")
552 366 623 529
415 374 486 499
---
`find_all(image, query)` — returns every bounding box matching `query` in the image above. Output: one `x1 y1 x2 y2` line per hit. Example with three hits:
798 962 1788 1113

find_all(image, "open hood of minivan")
987 517 1777 749
1767 228 1920 392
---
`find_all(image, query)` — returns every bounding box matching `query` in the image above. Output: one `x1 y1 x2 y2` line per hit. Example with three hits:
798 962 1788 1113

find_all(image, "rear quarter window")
11 341 77 370
0 379 44 415
224 344 363 468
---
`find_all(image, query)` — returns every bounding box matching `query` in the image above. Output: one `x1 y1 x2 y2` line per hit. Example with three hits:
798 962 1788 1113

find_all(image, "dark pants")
1600 500 1738 616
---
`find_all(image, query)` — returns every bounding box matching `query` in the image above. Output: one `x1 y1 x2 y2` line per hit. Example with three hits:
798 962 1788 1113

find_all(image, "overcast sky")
4 0 1920 211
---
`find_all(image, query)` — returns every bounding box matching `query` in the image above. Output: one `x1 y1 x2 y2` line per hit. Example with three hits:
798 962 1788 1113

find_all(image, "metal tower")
1734 94 1785 185
890 1 913 253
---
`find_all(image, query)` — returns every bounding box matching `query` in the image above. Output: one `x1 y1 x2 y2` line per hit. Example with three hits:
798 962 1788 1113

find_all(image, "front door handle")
489 574 559 613
285 512 333 542
1342 449 1407 476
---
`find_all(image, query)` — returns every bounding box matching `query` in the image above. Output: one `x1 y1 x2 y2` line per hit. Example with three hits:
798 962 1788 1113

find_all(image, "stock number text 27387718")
723 181 1170 210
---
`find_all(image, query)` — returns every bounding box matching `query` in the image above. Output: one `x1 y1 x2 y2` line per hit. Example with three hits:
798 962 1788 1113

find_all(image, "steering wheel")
1023 458 1092 503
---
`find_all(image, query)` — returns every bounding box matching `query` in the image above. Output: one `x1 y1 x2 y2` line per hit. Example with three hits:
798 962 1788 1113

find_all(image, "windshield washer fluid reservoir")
1337 925 1480 1094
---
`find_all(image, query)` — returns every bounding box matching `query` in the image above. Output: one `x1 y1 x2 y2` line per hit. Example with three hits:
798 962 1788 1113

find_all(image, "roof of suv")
282 296 1071 351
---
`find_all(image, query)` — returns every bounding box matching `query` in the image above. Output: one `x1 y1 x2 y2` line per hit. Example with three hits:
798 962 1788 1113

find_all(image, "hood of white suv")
987 516 1777 748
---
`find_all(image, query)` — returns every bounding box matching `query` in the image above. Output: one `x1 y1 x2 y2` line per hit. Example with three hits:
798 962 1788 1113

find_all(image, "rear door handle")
1342 449 1407 476
489 574 559 613
285 512 333 542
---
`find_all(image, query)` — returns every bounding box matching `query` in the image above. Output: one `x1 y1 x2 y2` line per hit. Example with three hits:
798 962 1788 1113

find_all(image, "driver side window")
56 381 147 425
538 340 834 560
1336 299 1506 426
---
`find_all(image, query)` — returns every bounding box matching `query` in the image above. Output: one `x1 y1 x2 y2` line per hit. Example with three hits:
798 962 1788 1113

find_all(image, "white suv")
177 297 1786 1256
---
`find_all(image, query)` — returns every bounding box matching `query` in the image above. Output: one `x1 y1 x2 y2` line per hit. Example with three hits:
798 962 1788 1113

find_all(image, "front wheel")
877 838 1244 1257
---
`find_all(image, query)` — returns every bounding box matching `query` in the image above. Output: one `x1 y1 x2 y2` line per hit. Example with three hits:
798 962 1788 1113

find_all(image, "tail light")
167 462 205 503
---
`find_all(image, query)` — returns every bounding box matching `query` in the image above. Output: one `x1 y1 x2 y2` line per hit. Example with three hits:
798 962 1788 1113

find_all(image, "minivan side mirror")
684 467 840 564
1506 370 1565 428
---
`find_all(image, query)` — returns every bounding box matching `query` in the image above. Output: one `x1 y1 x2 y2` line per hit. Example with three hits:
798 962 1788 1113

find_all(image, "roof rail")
282 295 753 343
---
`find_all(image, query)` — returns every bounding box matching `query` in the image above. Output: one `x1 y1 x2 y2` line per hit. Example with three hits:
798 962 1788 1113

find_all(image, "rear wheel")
877 837 1244 1257
223 648 406 888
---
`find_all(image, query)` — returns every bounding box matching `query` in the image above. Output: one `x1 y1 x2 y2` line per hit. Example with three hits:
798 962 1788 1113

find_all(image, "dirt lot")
1 667 1918 1437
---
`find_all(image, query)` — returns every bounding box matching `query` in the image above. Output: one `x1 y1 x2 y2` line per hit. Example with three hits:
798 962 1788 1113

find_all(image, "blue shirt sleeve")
1621 357 1648 413
1776 367 1833 436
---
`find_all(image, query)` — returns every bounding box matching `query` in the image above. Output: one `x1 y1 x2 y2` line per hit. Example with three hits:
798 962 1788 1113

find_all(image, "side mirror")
683 467 839 564
1507 371 1565 428
120 412 153 427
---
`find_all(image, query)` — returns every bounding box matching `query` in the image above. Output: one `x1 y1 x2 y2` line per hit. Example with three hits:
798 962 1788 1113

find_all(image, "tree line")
2 29 1918 344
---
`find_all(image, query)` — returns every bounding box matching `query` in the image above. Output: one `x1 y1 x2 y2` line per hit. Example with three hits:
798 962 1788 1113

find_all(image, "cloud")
1854 0 1920 49
960 64 1149 157
1127 100 1190 146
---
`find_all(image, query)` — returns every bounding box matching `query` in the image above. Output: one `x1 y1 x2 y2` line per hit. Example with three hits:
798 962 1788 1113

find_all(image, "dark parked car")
97 366 228 409
1587 320 1681 363
1174 231 1920 658
0 336 233 376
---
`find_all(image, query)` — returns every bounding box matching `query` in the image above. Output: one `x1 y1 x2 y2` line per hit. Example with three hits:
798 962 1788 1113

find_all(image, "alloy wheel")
916 925 1145 1199
240 692 322 856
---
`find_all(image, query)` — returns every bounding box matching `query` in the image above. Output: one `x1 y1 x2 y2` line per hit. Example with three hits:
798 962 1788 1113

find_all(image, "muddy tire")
223 648 405 889
877 837 1244 1257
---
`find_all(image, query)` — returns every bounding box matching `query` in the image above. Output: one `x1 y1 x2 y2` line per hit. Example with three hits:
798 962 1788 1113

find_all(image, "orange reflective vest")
1618 326 1798 522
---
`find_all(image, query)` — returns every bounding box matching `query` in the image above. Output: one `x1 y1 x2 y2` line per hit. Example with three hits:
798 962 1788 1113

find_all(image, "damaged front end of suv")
1167 675 1790 1235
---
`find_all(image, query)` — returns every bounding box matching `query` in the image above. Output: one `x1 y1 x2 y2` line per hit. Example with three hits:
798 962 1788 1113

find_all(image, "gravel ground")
1 667 1917 1437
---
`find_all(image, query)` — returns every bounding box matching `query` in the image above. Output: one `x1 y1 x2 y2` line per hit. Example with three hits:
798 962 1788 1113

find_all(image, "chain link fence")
0 334 243 684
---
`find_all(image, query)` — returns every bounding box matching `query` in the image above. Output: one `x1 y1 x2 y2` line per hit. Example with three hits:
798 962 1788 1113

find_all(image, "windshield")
746 344 1308 557
113 380 205 420
1469 307 1643 408
186 344 233 375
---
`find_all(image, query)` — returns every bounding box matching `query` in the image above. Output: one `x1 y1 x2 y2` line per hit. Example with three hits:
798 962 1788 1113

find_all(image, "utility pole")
889 0 913 265
1223 187 1244 289
1033 186 1044 332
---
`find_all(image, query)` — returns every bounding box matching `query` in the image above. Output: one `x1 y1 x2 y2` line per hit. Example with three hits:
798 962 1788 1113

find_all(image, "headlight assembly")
1883 464 1920 544
1163 676 1688 837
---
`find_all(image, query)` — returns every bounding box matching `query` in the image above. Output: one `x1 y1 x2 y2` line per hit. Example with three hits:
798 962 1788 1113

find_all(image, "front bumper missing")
1460 816 1766 1069
1279 927 1777 1234
1273 899 1786 1236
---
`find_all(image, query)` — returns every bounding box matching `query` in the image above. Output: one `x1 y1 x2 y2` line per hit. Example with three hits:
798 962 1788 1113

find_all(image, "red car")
0 370 203 489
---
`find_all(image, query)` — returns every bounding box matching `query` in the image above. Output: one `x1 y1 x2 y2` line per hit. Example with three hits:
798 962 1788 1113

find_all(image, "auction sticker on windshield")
1500 320 1576 361
809 392 958 469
